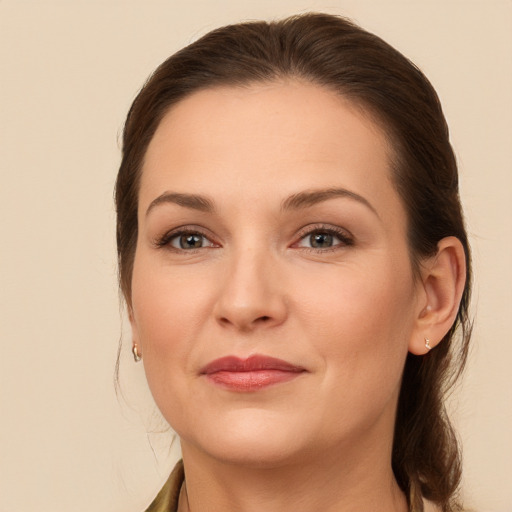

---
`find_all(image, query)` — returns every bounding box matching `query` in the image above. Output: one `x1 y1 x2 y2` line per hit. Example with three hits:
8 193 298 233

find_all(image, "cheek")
295 258 416 393
297 258 416 339
293 269 414 441
129 254 215 401
131 253 211 344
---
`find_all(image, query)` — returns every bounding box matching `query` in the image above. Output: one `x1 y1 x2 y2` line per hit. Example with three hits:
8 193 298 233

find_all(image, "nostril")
217 312 280 330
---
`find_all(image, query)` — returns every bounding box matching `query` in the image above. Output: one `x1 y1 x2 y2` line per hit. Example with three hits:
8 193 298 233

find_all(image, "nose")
213 247 288 332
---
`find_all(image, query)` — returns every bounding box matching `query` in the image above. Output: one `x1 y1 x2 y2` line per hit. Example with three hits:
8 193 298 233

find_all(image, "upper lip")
200 354 305 375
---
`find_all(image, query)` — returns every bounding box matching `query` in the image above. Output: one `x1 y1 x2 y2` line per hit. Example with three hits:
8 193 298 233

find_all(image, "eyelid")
292 223 354 250
152 223 353 252
152 225 220 250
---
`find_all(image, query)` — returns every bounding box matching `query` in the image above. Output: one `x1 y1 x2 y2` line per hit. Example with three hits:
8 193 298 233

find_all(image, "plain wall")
1 1 511 511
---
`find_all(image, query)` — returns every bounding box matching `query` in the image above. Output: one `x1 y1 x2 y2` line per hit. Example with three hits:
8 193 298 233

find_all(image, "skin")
130 81 463 512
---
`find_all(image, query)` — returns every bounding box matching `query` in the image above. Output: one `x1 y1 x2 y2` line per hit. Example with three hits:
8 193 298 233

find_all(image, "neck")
178 438 408 512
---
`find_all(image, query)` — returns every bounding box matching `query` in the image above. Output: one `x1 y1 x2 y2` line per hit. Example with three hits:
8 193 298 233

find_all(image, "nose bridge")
214 241 286 330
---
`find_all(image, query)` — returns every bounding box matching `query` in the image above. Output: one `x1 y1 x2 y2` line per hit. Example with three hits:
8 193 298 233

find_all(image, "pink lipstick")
200 355 305 391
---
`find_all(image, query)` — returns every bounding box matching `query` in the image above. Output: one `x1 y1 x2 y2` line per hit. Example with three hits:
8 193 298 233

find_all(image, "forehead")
140 81 399 218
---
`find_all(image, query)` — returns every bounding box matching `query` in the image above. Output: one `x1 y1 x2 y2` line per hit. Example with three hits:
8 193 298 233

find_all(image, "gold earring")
425 338 432 351
132 344 142 362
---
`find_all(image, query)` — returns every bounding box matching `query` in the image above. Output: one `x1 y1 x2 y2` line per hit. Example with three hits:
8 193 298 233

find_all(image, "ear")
409 236 467 355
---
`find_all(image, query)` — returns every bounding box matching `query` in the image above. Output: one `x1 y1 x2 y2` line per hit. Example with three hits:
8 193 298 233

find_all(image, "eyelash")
154 224 354 253
293 224 354 253
153 226 217 252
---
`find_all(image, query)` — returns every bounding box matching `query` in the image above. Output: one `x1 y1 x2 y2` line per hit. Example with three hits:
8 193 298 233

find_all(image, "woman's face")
130 81 426 467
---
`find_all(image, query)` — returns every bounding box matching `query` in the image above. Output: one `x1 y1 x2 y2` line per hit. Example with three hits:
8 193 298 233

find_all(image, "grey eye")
172 233 206 249
309 233 334 248
295 227 352 251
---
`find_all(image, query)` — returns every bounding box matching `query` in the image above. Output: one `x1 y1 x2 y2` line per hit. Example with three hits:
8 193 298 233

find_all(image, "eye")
155 229 218 251
172 233 210 249
305 232 336 249
295 226 353 251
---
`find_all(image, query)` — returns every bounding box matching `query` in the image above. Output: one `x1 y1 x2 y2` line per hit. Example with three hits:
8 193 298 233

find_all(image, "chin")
179 410 312 468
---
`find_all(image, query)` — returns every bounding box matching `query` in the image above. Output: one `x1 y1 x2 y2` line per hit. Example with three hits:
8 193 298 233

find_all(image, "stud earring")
132 344 142 362
425 338 432 351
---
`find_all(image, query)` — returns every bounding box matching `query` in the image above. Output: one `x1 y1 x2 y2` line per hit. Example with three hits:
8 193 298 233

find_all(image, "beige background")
1 1 511 511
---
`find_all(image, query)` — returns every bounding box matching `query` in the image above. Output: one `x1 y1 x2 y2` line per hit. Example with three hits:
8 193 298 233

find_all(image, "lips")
200 354 306 391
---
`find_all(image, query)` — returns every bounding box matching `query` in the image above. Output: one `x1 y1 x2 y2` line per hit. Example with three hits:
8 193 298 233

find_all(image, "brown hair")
115 13 471 512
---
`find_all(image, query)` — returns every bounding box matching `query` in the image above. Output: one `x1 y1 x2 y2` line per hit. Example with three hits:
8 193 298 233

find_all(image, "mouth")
200 354 306 392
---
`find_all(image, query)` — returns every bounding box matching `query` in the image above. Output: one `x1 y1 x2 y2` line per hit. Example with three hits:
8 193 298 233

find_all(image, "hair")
115 13 471 512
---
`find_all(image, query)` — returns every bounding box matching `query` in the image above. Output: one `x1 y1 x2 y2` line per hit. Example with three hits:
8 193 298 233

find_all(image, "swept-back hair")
115 13 471 511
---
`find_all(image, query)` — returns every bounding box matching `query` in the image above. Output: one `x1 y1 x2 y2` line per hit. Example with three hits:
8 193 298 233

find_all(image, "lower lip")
206 370 303 391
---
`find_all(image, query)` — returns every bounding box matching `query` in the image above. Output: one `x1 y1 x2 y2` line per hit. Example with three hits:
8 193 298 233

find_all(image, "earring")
425 338 432 351
132 344 142 362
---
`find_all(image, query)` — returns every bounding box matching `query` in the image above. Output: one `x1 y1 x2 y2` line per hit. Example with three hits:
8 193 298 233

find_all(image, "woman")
115 13 471 512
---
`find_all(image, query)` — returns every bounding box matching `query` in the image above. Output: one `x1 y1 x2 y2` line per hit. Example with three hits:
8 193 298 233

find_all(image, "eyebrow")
145 187 378 218
146 192 215 216
281 187 379 217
